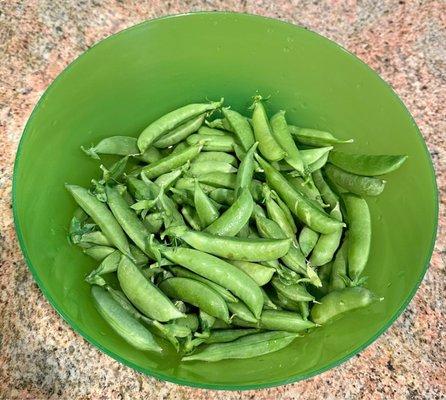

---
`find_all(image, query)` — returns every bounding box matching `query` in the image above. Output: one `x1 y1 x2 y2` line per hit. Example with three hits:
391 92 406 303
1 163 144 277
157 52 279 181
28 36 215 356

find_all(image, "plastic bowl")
13 12 438 390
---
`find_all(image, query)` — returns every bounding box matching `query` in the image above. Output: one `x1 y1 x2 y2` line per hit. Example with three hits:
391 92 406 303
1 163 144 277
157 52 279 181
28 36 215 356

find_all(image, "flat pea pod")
85 250 121 285
298 226 320 258
91 285 161 352
205 329 258 344
251 97 286 161
142 143 203 179
137 99 223 152
234 142 258 197
222 107 255 151
229 260 275 286
312 169 339 210
117 256 184 322
272 278 314 303
182 331 297 362
256 156 343 234
194 151 238 167
205 188 253 236
157 246 264 318
189 161 237 176
289 126 353 146
324 164 386 197
342 193 371 283
309 204 343 266
329 238 349 291
170 266 238 303
153 114 205 148
264 186 296 239
66 185 132 259
83 245 115 261
194 180 220 227
328 151 408 176
197 171 236 189
167 226 291 262
311 287 377 325
187 134 235 152
270 111 307 177
227 301 258 323
159 277 230 323
260 310 316 332
181 205 202 231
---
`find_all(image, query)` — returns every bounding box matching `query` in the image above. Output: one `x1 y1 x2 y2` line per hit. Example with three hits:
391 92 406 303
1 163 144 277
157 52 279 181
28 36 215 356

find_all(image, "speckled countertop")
0 1 445 399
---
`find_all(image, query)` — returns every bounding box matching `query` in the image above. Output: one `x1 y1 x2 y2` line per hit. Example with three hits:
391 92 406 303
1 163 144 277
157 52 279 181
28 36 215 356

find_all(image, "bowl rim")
12 11 439 391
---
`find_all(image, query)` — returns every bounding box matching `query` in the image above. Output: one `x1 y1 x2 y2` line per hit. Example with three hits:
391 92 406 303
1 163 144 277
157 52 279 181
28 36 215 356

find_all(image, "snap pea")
229 260 275 286
251 96 286 161
298 227 320 258
271 277 315 302
317 262 333 296
91 285 161 352
234 142 258 197
85 250 121 285
159 277 230 322
143 212 164 234
260 310 316 332
182 331 298 361
170 188 195 207
212 319 231 330
175 177 216 194
198 126 228 136
222 107 255 151
312 169 339 210
194 151 238 167
342 193 371 283
171 141 188 155
153 114 205 148
83 245 115 261
311 287 377 325
181 205 202 231
205 329 258 344
206 117 233 132
197 171 237 189
154 169 184 190
227 301 258 323
286 174 326 209
76 231 111 247
302 146 334 166
236 222 251 238
299 301 310 320
261 287 279 310
289 126 353 146
308 151 330 172
329 238 349 291
328 151 407 176
273 192 298 234
194 180 220 227
189 161 237 176
129 244 149 266
264 186 296 238
175 313 199 333
137 99 223 152
209 188 234 206
186 134 235 152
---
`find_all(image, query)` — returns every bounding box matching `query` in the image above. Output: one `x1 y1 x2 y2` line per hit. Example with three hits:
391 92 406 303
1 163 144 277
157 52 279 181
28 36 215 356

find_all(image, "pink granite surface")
0 1 445 399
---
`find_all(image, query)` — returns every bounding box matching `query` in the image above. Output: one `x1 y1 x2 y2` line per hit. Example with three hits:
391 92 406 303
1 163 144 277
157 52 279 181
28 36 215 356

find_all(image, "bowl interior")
13 13 437 389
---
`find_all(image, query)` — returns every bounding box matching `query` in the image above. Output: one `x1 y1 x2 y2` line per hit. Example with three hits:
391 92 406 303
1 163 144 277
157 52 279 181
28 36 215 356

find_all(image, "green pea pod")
209 188 234 206
143 212 164 234
342 193 371 283
194 151 238 166
324 164 386 197
308 151 330 172
328 151 407 176
227 301 258 323
205 329 258 344
137 99 223 152
234 142 258 197
329 238 349 291
182 331 297 361
229 260 275 286
154 169 184 190
264 186 296 239
261 288 279 310
271 277 315 302
312 169 339 210
317 262 333 296
153 114 205 148
156 245 264 318
286 174 326 209
189 161 237 176
187 134 235 152
83 245 115 261
302 146 334 165
298 226 320 258
117 256 184 322
171 141 188 155
159 277 230 322
222 107 255 151
175 313 199 332
85 250 121 285
181 205 202 231
198 126 228 136
77 231 111 247
289 126 353 146
194 180 220 227
272 192 298 236
259 310 316 332
129 244 149 266
170 188 196 207
206 117 233 132
91 286 161 352
197 171 237 189
311 287 377 325
82 136 140 159
299 301 310 320
251 97 286 161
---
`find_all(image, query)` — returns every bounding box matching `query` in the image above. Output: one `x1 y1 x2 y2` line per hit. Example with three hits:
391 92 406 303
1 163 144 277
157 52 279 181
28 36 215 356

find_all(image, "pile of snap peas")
67 96 407 361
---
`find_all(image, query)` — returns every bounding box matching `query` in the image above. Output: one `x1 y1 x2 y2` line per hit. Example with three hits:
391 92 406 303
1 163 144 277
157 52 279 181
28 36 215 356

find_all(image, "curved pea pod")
117 256 184 322
260 310 316 332
227 301 258 323
83 245 115 261
91 286 161 352
329 238 349 291
205 188 253 236
85 250 121 285
159 277 230 323
289 126 353 146
298 226 320 258
154 169 184 190
342 193 371 283
302 146 334 165
310 204 343 266
76 230 111 247
256 156 344 234
194 151 238 167
186 133 235 152
221 107 255 151
264 186 296 239
271 277 315 302
308 150 330 172
197 171 236 189
157 245 264 318
66 185 132 259
234 142 258 197
142 143 203 179
229 260 275 286
205 329 259 344
181 205 202 231
324 164 386 196
312 169 339 210
311 287 377 324
328 151 408 176
189 161 237 176
193 180 220 227
153 114 205 148
251 96 286 161
137 99 223 152
182 331 298 361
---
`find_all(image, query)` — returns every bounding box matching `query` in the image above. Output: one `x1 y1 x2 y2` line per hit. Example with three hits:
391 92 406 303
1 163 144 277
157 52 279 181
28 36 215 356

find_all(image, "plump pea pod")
342 193 371 283
189 161 237 176
205 329 259 344
197 171 237 189
256 156 344 234
286 174 326 209
299 301 310 320
205 188 254 236
264 186 296 239
328 151 408 176
171 141 188 155
198 126 228 136
137 99 223 152
260 310 316 332
272 192 298 235
271 277 315 302
85 250 121 285
187 134 235 152
91 285 162 352
234 142 258 197
312 169 339 210
66 185 132 258
222 107 255 151
229 260 275 286
310 204 343 266
159 277 230 323
117 256 184 322
289 126 353 146
228 301 258 323
83 245 115 261
153 114 205 148
251 97 286 161
181 205 202 231
157 245 264 318
324 164 386 197
329 238 349 291
270 111 307 177
166 226 291 262
311 287 377 324
141 143 203 179
170 266 238 303
298 226 320 258
154 169 184 190
182 331 297 361
261 288 279 310
171 187 196 207
194 180 220 227
194 151 238 166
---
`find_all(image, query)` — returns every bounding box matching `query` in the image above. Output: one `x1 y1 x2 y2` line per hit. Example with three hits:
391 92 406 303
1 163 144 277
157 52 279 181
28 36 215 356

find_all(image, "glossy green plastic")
13 12 438 390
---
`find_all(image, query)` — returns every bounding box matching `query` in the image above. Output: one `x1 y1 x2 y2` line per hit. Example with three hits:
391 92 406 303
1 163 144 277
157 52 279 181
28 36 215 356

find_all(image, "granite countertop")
0 1 445 399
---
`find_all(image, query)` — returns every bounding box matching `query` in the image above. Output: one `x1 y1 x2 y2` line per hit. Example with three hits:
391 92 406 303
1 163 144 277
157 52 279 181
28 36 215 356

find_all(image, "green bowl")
13 12 438 389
